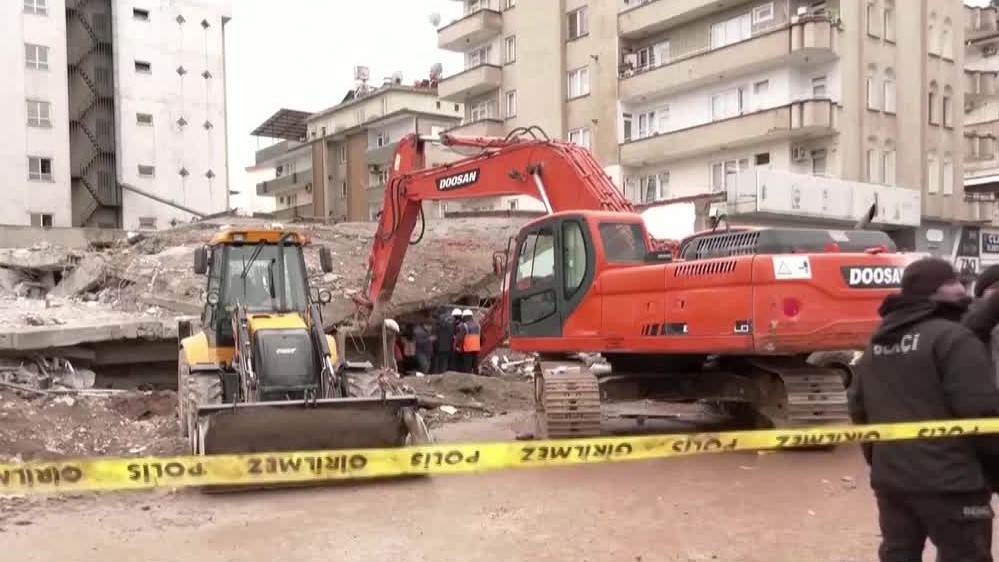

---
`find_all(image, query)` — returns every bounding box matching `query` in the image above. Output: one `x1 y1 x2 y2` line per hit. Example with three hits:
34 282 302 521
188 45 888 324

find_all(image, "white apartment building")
3 0 74 227
437 0 989 256
2 0 230 231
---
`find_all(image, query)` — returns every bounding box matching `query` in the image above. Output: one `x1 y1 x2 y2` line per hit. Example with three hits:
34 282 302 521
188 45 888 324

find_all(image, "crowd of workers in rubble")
852 258 999 562
394 307 482 375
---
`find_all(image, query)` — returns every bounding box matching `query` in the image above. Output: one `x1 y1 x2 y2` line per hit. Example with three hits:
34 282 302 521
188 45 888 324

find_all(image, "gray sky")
211 0 463 206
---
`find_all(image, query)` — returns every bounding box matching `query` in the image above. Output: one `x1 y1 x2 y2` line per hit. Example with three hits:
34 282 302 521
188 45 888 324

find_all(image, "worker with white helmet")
454 308 481 373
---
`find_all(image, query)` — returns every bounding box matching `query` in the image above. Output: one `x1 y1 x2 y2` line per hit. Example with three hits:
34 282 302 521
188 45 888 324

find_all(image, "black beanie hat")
975 264 999 298
901 257 958 297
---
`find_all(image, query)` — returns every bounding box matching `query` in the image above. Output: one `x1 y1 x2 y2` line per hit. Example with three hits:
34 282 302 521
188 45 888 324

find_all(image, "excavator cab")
178 226 430 488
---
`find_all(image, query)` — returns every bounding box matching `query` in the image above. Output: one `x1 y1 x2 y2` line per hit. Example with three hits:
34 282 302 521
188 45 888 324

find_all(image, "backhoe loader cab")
178 226 429 487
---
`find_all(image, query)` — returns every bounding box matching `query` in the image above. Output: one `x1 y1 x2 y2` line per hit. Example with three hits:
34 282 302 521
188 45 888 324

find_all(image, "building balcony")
437 64 503 102
620 100 838 167
966 6 999 43
966 70 999 102
619 18 837 103
443 118 506 138
721 168 920 228
366 143 397 164
255 169 312 197
966 132 998 162
438 9 503 52
618 0 720 40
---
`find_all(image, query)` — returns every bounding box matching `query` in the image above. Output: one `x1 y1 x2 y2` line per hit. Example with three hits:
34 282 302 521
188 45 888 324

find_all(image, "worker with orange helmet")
454 309 481 373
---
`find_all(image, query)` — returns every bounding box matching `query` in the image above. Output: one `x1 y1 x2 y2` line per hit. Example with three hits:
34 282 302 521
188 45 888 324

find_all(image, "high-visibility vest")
461 321 481 353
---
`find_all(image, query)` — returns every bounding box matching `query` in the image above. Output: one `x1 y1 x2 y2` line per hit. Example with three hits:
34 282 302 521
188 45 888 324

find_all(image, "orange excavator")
354 128 915 438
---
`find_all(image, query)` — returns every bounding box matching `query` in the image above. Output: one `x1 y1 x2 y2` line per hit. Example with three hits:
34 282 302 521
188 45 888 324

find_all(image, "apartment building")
1 0 230 231
438 0 988 254
252 81 463 222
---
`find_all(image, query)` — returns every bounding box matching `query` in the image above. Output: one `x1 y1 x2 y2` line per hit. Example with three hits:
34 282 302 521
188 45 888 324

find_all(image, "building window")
636 41 670 70
567 7 588 40
942 88 953 127
883 72 896 114
375 132 388 147
504 36 516 64
710 159 749 193
883 1 896 42
30 213 53 227
711 13 751 49
469 99 497 121
866 75 879 110
866 149 881 183
26 100 51 127
941 20 953 60
138 165 155 177
942 155 954 195
883 147 897 185
866 3 880 38
927 152 939 194
133 8 149 20
622 112 633 142
928 83 939 125
812 75 827 97
338 144 347 163
567 67 590 99
811 149 827 176
752 3 774 24
504 0 516 8
27 156 53 181
136 112 153 125
25 44 48 70
135 60 152 73
753 79 769 95
23 0 47 15
465 45 493 68
340 180 347 198
711 88 744 121
567 128 591 149
625 173 670 203
505 90 517 117
138 217 156 229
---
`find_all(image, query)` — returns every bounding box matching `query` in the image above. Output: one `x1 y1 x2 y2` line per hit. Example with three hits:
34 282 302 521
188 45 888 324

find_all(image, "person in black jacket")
848 257 999 562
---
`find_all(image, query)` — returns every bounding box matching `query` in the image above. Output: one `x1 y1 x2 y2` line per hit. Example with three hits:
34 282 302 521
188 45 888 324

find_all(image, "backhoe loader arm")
354 132 637 325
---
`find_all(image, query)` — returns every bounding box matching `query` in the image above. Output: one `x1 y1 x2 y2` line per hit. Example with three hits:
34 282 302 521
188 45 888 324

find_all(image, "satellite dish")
429 62 443 81
429 12 441 27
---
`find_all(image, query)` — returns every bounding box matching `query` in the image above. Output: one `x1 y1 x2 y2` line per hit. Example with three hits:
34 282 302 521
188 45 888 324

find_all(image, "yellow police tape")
3 418 999 495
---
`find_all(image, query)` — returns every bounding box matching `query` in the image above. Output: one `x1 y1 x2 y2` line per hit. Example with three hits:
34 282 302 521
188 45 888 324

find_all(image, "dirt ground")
0 377 990 561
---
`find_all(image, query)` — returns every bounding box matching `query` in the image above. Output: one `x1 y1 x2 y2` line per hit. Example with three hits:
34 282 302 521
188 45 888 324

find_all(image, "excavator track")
534 363 602 439
750 360 851 428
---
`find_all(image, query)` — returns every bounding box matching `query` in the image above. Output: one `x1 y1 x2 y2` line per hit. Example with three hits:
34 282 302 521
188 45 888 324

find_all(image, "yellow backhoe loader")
177 225 430 489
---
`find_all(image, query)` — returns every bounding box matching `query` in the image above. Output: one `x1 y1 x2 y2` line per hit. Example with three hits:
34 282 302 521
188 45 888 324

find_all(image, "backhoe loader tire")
345 368 382 398
184 373 223 455
177 349 189 438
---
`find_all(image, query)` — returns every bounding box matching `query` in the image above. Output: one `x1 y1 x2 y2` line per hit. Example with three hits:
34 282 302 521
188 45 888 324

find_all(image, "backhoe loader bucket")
194 395 418 457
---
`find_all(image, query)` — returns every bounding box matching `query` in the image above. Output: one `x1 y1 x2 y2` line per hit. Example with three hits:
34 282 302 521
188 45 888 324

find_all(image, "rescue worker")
457 309 481 373
848 257 999 562
412 317 432 375
964 264 999 367
433 308 461 373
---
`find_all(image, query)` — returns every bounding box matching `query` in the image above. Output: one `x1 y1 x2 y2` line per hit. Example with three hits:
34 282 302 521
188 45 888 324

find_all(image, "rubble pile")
0 216 526 331
405 372 534 426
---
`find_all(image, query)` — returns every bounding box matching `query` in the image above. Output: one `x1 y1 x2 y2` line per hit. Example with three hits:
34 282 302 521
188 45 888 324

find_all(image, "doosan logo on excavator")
436 169 480 191
840 265 903 289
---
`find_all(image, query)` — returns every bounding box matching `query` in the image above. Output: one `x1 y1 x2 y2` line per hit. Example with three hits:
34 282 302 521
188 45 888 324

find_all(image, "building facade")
437 0 991 250
252 83 464 222
2 0 230 231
